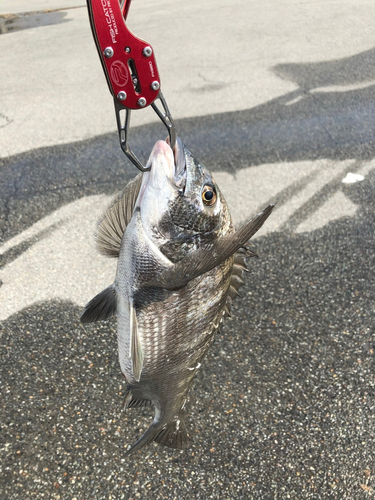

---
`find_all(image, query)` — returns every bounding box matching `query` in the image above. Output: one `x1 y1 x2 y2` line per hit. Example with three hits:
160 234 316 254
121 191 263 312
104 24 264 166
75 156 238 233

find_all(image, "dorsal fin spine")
95 173 143 258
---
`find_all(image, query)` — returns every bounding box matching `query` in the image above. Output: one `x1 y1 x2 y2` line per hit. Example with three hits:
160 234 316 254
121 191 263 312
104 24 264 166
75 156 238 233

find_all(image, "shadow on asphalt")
273 47 375 90
1 46 375 242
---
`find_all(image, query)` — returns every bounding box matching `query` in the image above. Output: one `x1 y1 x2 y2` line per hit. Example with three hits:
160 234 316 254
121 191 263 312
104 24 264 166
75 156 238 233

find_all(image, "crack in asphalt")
0 112 12 129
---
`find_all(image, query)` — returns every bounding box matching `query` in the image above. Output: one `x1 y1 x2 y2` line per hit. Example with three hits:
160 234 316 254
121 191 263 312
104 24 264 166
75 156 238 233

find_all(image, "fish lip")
166 136 187 191
142 138 186 194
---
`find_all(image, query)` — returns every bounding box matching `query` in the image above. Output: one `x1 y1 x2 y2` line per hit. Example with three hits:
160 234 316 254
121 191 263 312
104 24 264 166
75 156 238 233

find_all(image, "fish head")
138 138 232 252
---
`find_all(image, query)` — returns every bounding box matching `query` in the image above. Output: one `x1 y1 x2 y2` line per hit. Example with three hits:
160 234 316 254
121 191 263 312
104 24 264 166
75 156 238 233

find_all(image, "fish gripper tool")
86 0 177 171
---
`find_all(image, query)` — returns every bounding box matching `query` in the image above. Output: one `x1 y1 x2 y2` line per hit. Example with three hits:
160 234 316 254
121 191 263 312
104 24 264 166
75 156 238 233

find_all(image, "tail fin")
125 420 163 457
154 414 189 450
125 413 189 456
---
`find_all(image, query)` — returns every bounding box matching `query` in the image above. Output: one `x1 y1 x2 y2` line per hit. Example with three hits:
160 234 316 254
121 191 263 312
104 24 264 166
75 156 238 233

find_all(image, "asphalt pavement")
1 1 375 499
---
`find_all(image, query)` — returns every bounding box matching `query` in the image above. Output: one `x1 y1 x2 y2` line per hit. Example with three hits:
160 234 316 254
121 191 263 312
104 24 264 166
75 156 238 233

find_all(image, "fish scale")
81 138 274 455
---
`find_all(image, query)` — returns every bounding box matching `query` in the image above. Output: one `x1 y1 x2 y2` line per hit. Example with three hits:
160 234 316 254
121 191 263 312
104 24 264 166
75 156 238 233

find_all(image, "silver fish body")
81 139 274 454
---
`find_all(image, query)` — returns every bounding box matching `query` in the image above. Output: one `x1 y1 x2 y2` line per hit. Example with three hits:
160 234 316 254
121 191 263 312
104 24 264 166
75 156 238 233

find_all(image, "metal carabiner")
86 0 177 171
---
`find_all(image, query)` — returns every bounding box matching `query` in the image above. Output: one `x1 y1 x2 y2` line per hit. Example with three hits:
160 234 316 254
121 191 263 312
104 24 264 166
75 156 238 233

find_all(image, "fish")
81 138 274 455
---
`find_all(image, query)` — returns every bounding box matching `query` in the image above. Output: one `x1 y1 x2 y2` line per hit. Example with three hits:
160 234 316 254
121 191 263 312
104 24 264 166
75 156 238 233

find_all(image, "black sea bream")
81 138 274 455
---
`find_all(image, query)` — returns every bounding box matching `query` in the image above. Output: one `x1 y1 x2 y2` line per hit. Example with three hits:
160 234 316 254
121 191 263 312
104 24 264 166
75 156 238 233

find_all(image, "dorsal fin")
223 247 257 319
96 173 143 258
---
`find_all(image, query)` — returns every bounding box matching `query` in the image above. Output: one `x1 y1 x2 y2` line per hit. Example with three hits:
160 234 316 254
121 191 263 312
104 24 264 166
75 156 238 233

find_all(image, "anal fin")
127 397 153 409
122 389 152 410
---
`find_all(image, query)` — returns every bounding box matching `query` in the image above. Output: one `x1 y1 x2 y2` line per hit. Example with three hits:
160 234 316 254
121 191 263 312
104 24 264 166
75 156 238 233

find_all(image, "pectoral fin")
129 299 143 382
80 284 117 323
145 204 275 290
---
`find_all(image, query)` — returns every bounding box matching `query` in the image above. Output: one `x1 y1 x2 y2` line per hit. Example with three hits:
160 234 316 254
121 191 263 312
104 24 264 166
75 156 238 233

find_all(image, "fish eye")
202 185 217 206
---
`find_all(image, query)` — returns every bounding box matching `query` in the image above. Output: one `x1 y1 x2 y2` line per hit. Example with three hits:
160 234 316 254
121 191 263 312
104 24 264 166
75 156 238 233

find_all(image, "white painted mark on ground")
342 172 365 184
310 80 375 94
284 95 304 106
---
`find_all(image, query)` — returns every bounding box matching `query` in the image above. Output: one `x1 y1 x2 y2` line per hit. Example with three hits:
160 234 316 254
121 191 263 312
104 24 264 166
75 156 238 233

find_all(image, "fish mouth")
143 138 187 197
166 136 187 191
